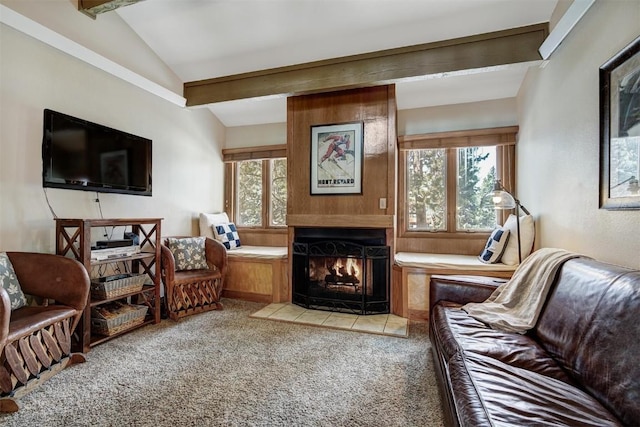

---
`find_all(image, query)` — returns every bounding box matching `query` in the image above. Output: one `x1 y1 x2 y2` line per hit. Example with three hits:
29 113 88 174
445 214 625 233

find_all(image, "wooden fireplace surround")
224 86 518 320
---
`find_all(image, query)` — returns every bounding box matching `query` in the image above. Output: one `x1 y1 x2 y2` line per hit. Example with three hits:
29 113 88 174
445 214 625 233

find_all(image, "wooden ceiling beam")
78 0 144 19
184 23 548 107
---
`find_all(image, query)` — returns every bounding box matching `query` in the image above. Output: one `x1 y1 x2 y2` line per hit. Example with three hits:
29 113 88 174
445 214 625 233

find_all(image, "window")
399 127 517 235
270 158 287 226
223 145 287 229
456 146 498 231
406 148 446 230
236 160 263 226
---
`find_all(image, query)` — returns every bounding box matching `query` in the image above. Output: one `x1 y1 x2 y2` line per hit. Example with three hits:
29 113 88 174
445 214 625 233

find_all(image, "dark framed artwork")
310 122 363 195
600 35 640 210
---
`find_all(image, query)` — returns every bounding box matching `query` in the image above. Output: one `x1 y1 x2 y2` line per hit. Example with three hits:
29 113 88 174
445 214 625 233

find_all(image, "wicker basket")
91 302 149 336
90 274 147 299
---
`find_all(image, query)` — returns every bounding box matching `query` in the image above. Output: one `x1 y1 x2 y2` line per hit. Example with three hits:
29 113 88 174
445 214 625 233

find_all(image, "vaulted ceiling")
110 0 560 126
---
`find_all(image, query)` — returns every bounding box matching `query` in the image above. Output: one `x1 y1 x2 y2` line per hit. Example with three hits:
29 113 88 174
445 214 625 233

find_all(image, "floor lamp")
486 181 530 264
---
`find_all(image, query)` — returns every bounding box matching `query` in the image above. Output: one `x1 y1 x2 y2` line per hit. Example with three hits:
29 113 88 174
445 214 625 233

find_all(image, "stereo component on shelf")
95 239 134 249
90 245 140 261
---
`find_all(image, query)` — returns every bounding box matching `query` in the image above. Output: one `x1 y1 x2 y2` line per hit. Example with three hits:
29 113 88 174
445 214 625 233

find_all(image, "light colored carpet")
1 299 444 427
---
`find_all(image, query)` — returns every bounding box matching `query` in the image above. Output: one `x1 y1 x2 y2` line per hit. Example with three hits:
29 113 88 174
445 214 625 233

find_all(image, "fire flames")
318 257 361 286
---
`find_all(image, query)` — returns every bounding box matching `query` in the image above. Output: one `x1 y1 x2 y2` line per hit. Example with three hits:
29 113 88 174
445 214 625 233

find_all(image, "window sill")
397 230 491 240
236 227 287 234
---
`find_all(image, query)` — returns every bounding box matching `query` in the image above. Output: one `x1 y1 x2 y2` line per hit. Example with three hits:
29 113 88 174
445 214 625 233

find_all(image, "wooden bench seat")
198 213 289 304
392 252 516 321
224 246 288 303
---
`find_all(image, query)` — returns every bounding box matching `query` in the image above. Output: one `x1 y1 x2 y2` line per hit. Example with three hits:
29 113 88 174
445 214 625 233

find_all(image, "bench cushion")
198 214 287 260
227 245 287 259
395 252 517 272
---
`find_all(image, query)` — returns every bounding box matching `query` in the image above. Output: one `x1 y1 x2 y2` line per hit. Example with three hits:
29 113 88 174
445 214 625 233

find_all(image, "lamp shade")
485 182 517 210
484 180 532 264
489 190 516 210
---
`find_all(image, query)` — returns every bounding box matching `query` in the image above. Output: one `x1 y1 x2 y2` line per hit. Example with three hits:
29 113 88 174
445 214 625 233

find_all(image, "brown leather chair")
0 252 90 413
160 237 227 321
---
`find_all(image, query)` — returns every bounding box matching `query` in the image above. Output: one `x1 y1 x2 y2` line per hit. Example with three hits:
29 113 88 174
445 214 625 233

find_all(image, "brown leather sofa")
1 252 90 412
429 257 640 426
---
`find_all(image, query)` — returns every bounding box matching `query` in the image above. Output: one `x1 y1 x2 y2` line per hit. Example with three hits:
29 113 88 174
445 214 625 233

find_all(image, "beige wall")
225 123 287 149
0 23 225 252
398 98 518 135
517 0 640 269
225 98 517 150
1 0 182 94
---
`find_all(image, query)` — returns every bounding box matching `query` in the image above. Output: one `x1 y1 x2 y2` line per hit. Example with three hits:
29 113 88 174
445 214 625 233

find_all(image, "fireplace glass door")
292 228 390 315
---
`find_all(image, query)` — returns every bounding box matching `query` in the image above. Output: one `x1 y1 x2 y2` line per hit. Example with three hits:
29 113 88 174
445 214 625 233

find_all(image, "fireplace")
292 227 390 315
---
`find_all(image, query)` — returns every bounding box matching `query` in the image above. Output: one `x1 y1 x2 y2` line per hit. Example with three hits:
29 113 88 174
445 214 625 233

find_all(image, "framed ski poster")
310 122 363 195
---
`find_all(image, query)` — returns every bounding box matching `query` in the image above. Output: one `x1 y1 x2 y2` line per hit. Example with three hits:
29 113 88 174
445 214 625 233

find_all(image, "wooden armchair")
1 252 90 413
160 237 227 321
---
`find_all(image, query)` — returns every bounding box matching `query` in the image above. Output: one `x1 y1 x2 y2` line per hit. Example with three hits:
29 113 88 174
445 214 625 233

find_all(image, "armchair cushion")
0 253 27 310
213 222 241 250
166 237 209 271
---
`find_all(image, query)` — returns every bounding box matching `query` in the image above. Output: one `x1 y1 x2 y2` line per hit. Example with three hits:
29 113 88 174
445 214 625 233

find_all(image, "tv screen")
42 109 152 196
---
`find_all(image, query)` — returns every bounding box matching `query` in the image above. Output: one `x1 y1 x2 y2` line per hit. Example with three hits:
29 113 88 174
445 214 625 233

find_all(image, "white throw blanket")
462 248 582 334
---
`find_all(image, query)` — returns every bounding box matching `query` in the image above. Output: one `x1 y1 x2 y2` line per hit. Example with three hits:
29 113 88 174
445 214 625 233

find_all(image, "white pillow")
501 214 535 265
478 227 510 264
199 212 230 239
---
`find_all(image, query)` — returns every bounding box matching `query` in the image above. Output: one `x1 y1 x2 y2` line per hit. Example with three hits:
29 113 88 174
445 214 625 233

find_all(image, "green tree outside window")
237 160 263 226
270 158 287 226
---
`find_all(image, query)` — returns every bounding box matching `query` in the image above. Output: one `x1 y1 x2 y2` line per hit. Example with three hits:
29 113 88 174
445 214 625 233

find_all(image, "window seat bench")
392 252 516 321
224 245 289 304
227 245 288 259
199 213 289 304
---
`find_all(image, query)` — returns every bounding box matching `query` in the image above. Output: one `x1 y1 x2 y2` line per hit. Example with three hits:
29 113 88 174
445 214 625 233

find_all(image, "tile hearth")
250 303 408 337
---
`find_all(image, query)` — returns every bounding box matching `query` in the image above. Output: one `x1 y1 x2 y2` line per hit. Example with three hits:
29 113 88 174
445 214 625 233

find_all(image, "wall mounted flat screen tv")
42 109 152 196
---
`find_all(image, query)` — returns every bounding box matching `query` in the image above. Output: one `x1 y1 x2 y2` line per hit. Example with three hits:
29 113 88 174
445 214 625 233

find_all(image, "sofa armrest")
7 252 90 312
429 275 507 313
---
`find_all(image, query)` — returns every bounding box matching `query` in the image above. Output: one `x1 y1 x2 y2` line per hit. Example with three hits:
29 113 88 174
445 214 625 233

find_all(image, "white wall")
398 98 518 135
225 123 287 149
224 97 517 149
1 0 182 94
518 0 640 269
0 23 225 252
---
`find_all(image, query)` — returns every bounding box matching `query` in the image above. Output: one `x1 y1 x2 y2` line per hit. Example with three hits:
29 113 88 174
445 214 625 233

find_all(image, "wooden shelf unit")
55 218 162 353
